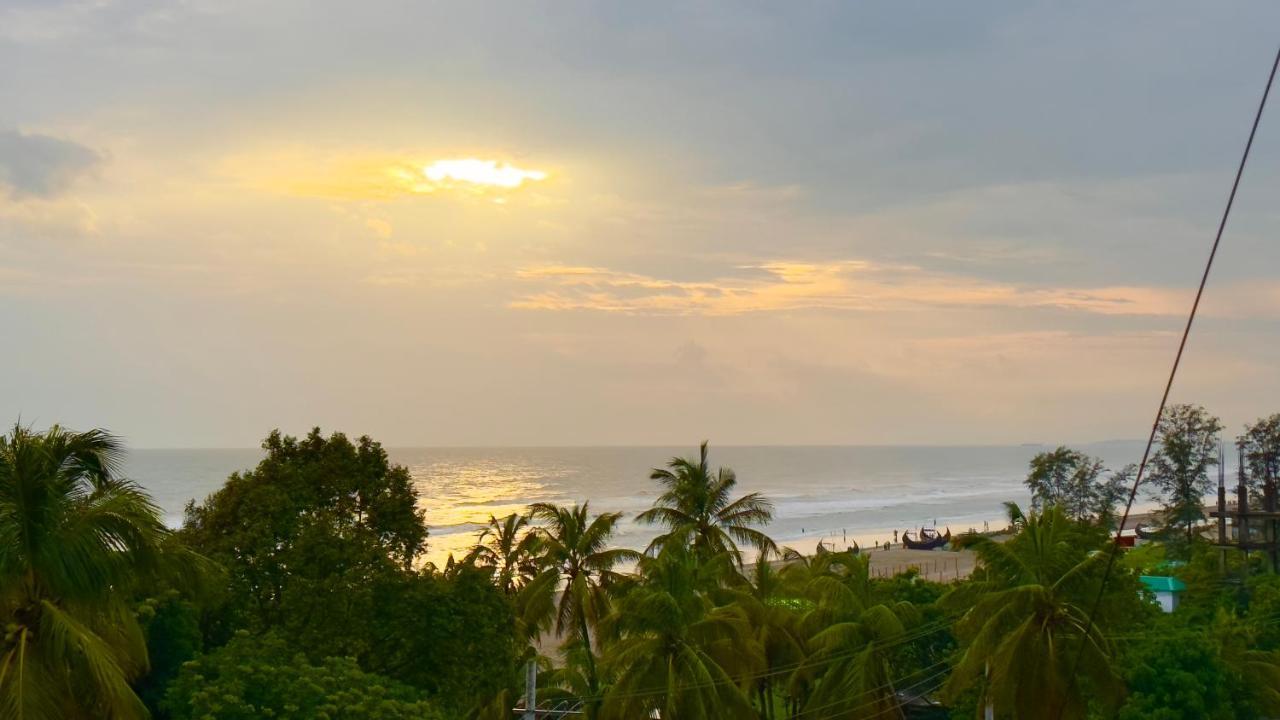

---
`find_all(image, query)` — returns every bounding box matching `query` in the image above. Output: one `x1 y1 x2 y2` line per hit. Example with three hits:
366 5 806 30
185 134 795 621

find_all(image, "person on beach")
893 529 898 544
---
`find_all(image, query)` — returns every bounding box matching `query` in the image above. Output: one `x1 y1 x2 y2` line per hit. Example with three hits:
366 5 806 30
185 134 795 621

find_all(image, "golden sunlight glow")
227 151 553 200
510 261 1197 317
422 159 547 189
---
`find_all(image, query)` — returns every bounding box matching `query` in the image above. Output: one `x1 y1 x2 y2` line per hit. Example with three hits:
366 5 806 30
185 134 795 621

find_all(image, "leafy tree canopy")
0 424 197 720
638 441 776 565
1025 446 1131 525
1118 609 1280 720
367 566 517 714
164 631 445 720
1118 627 1249 720
1147 404 1223 551
135 592 203 718
180 428 426 645
944 505 1152 719
1238 413 1280 494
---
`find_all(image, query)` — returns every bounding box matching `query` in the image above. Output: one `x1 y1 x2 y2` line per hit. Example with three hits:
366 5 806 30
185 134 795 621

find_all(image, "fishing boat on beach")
901 527 951 550
1134 524 1161 540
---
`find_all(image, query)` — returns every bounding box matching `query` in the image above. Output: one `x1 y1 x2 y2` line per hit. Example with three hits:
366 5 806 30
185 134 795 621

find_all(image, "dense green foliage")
1119 622 1256 720
1148 404 1224 551
180 429 426 648
164 632 444 720
639 441 777 563
134 593 203 714
175 428 515 716
13 420 1280 719
0 425 196 720
1024 446 1131 525
943 505 1148 719
1239 413 1280 494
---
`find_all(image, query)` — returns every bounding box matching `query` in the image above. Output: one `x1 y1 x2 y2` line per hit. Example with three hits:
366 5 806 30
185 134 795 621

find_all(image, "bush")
165 632 444 720
1118 627 1248 720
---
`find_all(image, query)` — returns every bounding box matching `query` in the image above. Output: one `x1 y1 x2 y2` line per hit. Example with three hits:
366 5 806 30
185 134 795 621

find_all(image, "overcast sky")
3 1 1280 448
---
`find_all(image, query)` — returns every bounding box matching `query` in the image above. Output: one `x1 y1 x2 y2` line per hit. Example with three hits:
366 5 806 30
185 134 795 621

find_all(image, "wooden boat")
901 527 951 550
1134 524 1161 540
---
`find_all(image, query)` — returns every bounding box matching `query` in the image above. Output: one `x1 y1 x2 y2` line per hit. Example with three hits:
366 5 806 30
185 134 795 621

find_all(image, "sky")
3 1 1280 448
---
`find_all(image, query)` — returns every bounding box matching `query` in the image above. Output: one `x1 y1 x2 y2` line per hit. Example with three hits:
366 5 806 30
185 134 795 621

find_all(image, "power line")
788 664 951 720
536 612 957 705
1056 42 1280 720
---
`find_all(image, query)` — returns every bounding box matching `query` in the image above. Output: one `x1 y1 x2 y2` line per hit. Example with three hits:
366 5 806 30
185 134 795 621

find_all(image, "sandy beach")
773 533 983 583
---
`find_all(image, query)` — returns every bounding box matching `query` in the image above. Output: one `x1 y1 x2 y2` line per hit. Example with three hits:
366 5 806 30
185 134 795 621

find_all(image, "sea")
122 441 1200 566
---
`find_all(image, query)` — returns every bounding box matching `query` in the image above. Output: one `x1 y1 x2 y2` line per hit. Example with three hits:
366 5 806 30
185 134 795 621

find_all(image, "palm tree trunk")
577 608 600 717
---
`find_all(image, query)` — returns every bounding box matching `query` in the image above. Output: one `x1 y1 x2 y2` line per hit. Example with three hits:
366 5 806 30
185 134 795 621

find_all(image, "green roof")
1140 575 1187 593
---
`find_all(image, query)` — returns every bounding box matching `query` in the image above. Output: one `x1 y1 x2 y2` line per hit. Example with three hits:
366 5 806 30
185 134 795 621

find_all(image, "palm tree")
781 544 868 607
526 502 639 704
1211 611 1280 715
638 441 776 565
600 546 761 720
785 551 918 719
465 512 542 595
943 504 1124 719
723 552 806 719
468 567 561 720
0 424 168 719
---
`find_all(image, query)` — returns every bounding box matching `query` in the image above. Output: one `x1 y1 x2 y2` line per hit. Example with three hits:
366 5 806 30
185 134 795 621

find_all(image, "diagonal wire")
788 664 951 720
1054 43 1280 720
541 612 957 705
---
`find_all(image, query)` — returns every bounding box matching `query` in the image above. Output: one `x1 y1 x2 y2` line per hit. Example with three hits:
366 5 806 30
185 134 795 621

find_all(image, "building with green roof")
1140 575 1187 613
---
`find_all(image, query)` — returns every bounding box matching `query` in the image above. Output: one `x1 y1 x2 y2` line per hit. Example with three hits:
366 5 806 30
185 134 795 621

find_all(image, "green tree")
1117 629 1244 720
0 424 172 719
638 441 776 565
600 546 760 720
1244 572 1280 651
134 592 203 718
943 505 1142 720
465 512 542 595
1238 413 1280 496
1118 611 1280 720
180 428 426 650
722 553 806 718
180 428 516 714
1148 404 1224 552
792 552 919 720
368 566 517 715
1025 447 1131 524
468 567 560 720
1211 612 1280 716
164 631 444 720
526 502 639 705
871 569 955 711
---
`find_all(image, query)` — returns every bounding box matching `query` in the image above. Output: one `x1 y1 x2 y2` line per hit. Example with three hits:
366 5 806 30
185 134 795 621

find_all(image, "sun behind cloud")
228 150 551 200
422 159 547 189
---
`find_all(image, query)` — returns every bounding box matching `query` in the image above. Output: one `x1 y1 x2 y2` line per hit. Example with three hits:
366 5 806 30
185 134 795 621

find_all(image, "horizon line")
125 438 1150 452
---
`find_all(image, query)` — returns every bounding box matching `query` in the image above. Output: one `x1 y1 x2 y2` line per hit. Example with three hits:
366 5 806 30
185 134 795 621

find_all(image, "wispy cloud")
512 260 1199 316
0 130 99 199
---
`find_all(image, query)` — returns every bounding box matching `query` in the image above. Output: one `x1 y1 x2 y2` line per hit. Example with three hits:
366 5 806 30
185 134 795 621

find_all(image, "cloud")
0 130 100 199
224 150 553 201
511 260 1203 317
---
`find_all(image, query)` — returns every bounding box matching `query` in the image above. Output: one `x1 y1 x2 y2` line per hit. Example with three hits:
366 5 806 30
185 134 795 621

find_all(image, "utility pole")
523 660 537 720
1218 445 1227 574
983 663 994 720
